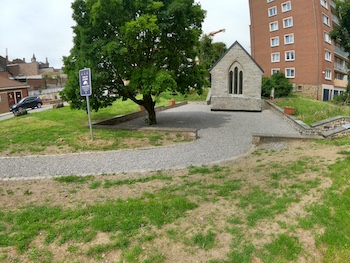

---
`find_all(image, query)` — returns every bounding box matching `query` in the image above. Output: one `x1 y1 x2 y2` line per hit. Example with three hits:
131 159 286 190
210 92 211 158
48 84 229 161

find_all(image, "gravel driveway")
0 104 300 180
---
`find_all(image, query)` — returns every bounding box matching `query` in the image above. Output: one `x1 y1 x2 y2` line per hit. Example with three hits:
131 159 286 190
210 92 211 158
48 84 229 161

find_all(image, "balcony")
334 45 349 59
334 79 348 88
334 63 349 73
331 0 336 9
332 14 340 25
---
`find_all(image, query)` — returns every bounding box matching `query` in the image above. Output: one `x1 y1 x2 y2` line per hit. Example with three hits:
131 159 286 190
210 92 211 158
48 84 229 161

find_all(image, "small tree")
262 72 293 98
61 0 207 125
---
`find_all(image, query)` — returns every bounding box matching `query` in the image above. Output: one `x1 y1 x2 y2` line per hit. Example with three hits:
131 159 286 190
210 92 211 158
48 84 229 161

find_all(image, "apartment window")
325 50 332 61
285 68 295 78
270 37 279 47
320 0 328 9
284 34 294 44
267 0 275 3
285 51 295 61
282 1 292 12
324 32 331 44
322 14 330 26
271 52 280 62
268 6 277 17
325 69 332 80
283 17 293 28
271 69 280 75
269 21 279 32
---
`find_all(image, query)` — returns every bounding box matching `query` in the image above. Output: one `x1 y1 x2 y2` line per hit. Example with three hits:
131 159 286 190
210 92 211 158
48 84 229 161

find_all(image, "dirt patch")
0 140 346 262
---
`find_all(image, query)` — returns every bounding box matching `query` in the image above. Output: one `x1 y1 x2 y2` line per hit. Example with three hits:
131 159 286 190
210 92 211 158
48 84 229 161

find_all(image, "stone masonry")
210 41 263 111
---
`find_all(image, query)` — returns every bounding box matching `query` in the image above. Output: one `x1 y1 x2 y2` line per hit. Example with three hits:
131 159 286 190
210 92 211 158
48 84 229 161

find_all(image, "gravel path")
0 104 300 180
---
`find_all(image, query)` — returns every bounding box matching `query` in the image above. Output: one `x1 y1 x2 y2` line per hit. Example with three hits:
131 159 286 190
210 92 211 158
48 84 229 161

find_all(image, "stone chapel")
209 41 263 111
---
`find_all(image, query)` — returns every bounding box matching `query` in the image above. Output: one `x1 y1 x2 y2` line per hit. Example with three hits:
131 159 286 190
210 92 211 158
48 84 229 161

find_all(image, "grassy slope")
272 94 350 125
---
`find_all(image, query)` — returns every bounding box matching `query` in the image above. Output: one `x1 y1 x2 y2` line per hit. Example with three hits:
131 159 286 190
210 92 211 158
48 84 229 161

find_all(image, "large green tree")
330 0 350 104
61 0 207 124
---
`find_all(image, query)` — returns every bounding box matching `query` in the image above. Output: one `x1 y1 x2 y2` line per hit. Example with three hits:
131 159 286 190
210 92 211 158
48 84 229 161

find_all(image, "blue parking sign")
79 68 92 96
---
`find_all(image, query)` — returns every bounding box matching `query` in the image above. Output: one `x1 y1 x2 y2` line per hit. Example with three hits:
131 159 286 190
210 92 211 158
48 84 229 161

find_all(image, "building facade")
249 0 349 101
210 41 263 111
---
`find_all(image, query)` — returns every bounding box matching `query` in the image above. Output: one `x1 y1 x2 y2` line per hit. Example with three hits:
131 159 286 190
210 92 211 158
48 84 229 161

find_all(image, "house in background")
4 53 66 103
0 75 29 114
209 41 264 111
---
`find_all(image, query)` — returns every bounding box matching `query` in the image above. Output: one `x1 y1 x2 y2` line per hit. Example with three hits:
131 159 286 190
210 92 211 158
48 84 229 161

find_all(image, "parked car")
10 96 43 113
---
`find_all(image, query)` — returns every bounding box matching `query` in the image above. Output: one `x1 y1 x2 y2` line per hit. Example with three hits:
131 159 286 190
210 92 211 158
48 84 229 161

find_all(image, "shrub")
262 72 293 98
333 83 350 106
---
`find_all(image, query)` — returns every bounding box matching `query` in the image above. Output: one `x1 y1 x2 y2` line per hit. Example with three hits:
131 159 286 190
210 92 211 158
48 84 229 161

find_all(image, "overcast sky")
0 0 250 69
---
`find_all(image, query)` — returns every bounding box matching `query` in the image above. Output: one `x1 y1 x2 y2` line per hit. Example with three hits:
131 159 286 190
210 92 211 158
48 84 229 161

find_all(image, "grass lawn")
0 90 207 156
1 141 350 262
272 94 350 125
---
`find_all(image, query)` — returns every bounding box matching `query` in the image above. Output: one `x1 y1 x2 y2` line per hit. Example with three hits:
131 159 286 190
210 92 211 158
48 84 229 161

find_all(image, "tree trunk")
143 94 157 125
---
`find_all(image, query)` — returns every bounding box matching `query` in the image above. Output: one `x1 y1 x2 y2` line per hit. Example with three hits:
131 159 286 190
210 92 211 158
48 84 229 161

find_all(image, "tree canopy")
330 0 350 105
331 0 350 54
61 0 207 124
198 34 227 73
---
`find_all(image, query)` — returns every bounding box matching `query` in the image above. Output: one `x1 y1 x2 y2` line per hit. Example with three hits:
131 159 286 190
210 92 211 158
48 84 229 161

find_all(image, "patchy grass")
0 103 191 156
1 141 349 262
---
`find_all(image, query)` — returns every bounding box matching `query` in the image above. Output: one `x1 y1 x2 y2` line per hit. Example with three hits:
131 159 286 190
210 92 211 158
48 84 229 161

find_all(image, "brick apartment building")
249 0 349 101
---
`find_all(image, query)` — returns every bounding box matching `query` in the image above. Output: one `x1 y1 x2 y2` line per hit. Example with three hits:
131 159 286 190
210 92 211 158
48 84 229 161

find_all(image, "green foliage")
330 0 350 54
273 94 350 125
262 72 293 98
62 0 207 124
198 34 227 73
333 82 350 106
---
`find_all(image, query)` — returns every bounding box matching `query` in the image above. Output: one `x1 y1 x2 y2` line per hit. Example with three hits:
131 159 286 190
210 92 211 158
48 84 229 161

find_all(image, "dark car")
10 96 43 113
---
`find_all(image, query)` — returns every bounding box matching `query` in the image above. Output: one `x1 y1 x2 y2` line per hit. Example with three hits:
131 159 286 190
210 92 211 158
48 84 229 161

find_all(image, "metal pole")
86 96 94 141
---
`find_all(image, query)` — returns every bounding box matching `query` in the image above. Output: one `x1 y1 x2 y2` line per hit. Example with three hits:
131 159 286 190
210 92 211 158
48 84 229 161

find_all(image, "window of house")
325 50 332 61
283 17 293 28
285 51 295 61
229 71 233 94
282 1 292 12
271 52 280 62
285 68 295 78
268 6 277 17
322 14 330 26
267 0 275 3
284 34 294 44
325 69 332 80
320 0 328 9
0 95 2 103
324 32 332 44
271 69 280 75
229 67 244 95
269 21 279 32
270 37 279 47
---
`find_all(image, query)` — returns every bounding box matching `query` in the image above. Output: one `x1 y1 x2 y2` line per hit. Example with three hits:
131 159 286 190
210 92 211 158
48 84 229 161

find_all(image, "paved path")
0 104 300 180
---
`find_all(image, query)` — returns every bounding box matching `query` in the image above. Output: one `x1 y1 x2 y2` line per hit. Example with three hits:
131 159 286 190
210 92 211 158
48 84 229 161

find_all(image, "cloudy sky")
0 0 250 69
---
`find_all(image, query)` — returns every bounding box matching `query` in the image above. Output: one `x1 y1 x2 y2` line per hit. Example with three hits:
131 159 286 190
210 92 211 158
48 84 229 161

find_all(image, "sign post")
79 68 94 141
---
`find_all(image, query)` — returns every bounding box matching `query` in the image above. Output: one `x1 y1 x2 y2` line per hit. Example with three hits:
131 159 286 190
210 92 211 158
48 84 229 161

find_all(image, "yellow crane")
209 29 225 37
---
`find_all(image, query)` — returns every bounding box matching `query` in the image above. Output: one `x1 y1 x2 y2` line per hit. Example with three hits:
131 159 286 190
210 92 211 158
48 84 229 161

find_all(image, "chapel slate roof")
209 41 264 73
